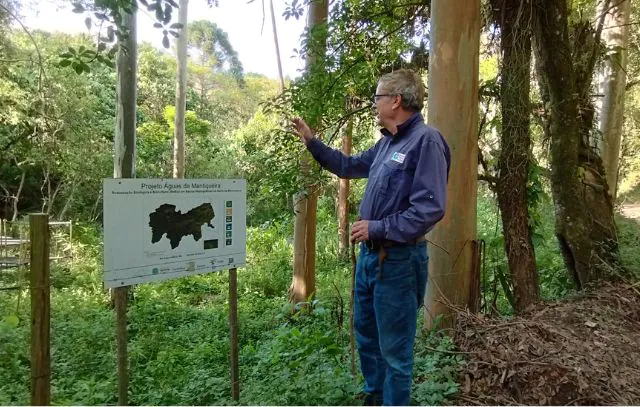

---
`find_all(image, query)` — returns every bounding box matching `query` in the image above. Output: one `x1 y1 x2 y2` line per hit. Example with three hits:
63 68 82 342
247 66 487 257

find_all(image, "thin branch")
326 105 372 145
0 2 46 91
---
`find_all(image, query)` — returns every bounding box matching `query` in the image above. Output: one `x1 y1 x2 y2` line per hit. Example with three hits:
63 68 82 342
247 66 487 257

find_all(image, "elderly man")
292 69 450 406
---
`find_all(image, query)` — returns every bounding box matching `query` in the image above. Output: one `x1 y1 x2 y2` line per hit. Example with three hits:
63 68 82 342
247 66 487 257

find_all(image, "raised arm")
306 138 380 179
292 117 380 179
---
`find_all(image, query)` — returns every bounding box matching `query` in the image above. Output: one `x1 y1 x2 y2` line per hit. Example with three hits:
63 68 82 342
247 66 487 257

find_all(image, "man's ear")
392 94 402 110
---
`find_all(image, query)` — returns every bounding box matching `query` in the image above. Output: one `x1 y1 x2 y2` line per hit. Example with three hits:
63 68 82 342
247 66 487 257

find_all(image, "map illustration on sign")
148 202 215 249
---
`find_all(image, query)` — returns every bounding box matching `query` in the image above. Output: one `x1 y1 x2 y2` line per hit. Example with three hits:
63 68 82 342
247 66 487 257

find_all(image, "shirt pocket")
380 161 411 196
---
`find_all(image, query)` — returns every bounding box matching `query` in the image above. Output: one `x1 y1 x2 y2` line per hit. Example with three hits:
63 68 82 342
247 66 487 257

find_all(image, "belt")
363 236 426 280
364 235 426 251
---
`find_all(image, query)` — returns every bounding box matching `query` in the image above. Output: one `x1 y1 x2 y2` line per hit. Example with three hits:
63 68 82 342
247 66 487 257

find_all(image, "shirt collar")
380 112 423 139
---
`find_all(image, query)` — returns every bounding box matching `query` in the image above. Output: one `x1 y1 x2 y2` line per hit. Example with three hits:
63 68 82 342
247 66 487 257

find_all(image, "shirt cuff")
368 220 385 240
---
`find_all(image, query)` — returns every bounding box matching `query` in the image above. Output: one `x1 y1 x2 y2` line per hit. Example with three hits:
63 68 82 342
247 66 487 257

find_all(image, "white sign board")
103 179 246 288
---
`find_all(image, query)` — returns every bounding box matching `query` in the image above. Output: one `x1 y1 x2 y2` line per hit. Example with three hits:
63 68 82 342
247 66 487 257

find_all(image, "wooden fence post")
229 268 239 401
30 213 50 406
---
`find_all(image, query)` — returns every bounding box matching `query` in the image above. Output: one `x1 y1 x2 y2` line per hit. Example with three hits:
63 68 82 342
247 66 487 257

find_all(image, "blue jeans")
354 242 428 406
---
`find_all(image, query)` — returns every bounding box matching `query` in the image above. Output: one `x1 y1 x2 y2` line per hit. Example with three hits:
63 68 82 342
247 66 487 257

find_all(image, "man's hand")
351 220 370 243
292 117 314 145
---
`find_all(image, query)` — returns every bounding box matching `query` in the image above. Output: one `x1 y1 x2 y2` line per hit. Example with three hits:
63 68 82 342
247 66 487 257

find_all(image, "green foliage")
240 310 361 405
412 331 465 406
616 214 640 278
476 187 573 314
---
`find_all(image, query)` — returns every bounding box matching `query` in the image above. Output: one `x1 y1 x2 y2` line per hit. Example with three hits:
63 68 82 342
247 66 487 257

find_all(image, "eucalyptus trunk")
597 0 630 200
424 1 480 329
290 0 328 305
337 117 353 259
172 0 188 179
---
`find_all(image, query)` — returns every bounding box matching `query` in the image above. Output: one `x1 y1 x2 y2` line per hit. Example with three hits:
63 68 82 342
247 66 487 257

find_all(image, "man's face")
374 82 396 127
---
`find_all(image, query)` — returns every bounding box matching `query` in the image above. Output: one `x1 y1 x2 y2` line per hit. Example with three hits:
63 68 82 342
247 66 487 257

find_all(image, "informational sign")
103 179 246 288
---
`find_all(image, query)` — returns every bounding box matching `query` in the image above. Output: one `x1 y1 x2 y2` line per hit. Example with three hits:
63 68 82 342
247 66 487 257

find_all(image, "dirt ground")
450 279 640 406
620 204 640 221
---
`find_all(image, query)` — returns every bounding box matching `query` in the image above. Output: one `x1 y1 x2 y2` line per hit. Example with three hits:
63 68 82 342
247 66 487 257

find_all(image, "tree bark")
493 0 539 313
597 0 630 200
269 0 285 93
533 0 618 289
173 0 189 179
11 169 25 221
114 12 137 179
113 10 137 405
337 116 353 259
424 1 480 329
290 0 328 305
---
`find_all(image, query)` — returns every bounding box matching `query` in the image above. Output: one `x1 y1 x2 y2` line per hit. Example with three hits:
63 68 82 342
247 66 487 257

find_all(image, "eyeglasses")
373 94 396 102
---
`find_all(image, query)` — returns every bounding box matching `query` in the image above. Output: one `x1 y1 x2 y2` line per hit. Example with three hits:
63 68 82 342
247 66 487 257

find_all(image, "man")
292 69 450 406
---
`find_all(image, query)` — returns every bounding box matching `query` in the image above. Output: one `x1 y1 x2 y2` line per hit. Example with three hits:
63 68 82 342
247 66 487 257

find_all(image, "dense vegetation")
1 0 640 405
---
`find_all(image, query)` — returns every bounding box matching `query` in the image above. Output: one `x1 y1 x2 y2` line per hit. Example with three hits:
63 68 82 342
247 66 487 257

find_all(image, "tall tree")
113 8 137 405
173 0 189 179
532 0 619 288
187 20 243 119
597 0 631 199
424 1 480 328
290 0 329 305
492 0 539 312
114 13 137 180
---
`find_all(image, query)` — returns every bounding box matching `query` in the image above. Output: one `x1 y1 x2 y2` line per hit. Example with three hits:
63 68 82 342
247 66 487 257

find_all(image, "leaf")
169 23 183 29
139 0 149 6
85 17 92 30
154 22 163 28
162 34 170 49
166 0 179 8
169 30 179 38
97 42 107 52
163 4 172 24
155 6 163 21
73 62 83 74
59 59 72 67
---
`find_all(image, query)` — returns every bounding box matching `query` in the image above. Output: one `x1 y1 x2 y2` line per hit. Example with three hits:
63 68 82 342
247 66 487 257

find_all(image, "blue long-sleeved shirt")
306 112 450 243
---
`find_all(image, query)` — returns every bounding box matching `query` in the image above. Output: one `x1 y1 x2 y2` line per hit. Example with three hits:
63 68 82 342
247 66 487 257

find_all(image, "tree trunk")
269 0 285 93
337 116 353 259
494 0 539 313
11 169 25 221
173 0 188 179
114 12 137 179
58 184 75 221
597 0 630 200
290 0 328 305
533 0 618 289
424 1 480 329
113 9 137 405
